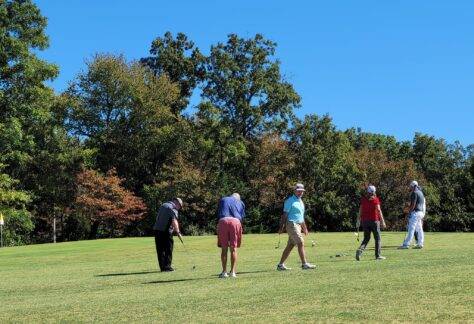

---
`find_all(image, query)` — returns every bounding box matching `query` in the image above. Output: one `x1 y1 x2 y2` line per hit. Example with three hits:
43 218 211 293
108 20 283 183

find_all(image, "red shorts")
217 217 242 248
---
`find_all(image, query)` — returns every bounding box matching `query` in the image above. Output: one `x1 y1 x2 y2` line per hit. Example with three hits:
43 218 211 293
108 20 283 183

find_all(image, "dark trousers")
358 221 381 258
154 230 174 271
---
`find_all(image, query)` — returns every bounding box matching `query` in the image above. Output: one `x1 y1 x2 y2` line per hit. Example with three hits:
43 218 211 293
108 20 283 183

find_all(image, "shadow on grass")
236 270 272 275
144 270 273 285
144 277 214 284
96 270 160 277
366 245 401 249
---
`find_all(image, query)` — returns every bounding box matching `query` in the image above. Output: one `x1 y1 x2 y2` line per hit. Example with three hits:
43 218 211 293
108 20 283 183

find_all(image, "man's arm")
377 205 386 229
408 192 417 213
279 212 288 234
301 221 309 236
171 218 182 239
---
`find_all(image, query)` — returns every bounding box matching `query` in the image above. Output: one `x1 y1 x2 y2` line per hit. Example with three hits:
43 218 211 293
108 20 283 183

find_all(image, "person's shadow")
95 270 160 277
143 269 272 285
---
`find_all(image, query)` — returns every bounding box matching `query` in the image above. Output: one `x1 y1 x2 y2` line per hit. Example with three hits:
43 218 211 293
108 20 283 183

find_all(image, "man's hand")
278 224 285 234
302 223 309 236
381 221 387 229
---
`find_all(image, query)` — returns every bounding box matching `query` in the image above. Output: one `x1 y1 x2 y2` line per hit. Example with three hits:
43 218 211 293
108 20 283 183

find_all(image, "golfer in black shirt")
153 198 183 271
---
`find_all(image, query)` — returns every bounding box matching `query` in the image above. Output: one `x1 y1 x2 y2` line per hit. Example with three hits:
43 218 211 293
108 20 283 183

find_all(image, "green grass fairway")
1 233 473 322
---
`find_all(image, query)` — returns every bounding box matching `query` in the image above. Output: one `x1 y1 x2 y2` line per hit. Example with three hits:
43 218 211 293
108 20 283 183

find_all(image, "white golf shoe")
218 272 229 278
277 263 291 271
302 263 316 270
230 272 237 278
376 256 386 260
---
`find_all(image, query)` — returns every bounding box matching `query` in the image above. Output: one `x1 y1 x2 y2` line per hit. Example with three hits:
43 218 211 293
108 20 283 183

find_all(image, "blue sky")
35 0 473 145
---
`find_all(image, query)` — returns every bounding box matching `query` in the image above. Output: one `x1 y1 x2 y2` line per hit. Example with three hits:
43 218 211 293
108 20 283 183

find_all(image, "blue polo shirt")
218 196 245 222
284 195 305 223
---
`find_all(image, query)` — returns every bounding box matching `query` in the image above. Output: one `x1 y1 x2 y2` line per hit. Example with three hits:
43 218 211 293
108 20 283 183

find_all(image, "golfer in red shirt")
356 185 387 261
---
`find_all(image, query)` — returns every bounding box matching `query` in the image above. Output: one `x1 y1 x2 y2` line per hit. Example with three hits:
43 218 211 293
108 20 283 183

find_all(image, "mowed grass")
1 232 473 323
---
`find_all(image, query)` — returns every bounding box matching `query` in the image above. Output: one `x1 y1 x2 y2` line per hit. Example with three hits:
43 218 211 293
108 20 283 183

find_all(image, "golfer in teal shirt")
283 194 305 223
277 183 316 271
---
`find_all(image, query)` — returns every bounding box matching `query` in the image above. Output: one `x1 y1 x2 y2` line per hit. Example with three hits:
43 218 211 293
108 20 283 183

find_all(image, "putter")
178 235 196 270
275 233 281 249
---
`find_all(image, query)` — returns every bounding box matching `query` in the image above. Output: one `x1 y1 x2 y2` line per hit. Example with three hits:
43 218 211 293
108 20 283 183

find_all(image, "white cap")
367 185 376 194
294 183 305 191
410 180 418 188
174 197 183 208
231 193 241 201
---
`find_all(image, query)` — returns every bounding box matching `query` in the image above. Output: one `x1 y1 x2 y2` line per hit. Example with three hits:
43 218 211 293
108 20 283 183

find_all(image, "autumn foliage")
75 169 147 238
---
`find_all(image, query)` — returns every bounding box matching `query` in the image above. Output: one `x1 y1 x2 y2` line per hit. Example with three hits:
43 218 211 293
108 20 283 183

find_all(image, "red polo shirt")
360 196 381 221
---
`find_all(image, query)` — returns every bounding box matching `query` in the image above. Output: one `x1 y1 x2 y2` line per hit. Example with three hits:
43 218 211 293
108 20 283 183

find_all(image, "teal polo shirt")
283 195 305 224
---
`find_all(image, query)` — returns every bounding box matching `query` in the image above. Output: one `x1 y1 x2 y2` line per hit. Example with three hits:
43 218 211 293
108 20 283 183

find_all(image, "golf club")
178 235 196 270
355 219 360 242
354 231 360 242
275 233 281 249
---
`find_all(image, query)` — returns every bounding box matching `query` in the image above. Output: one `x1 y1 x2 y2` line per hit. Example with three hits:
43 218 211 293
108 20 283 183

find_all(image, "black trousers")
358 220 381 258
154 230 174 271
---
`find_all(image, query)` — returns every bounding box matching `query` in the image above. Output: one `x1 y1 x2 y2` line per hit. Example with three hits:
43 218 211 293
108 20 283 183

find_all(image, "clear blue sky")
35 0 473 145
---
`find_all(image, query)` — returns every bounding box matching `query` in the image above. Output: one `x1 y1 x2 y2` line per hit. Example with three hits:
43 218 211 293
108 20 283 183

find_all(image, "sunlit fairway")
1 233 473 322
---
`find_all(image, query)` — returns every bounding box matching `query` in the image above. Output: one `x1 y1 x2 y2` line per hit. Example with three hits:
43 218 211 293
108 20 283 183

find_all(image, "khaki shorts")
286 221 304 247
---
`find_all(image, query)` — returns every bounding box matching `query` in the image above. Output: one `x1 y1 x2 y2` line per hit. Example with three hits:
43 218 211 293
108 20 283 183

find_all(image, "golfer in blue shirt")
277 183 316 271
217 193 245 278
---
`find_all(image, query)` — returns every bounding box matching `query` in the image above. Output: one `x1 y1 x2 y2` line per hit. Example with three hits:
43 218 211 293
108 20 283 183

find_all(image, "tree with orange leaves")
75 168 147 238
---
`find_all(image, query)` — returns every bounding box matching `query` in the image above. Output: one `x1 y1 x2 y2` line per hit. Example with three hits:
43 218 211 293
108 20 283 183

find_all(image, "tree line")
1 0 472 246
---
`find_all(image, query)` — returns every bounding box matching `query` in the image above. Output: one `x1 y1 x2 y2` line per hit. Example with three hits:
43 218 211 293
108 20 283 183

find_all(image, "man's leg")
279 240 294 264
163 234 174 269
230 247 238 274
358 224 372 252
221 246 228 273
297 242 307 264
356 223 371 260
372 221 381 258
415 214 424 247
402 213 418 247
155 231 164 271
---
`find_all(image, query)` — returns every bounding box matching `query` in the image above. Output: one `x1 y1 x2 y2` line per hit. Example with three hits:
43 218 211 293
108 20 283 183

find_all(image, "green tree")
0 0 83 243
141 31 205 115
0 0 58 175
196 34 301 191
345 128 412 160
412 134 471 231
202 33 300 140
63 54 183 191
288 115 359 231
0 164 33 246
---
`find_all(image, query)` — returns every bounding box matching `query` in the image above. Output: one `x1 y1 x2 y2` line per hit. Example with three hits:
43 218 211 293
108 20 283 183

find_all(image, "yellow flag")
0 213 4 226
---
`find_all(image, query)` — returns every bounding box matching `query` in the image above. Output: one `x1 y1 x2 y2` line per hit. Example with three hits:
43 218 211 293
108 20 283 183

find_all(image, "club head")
311 240 316 247
192 265 196 270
